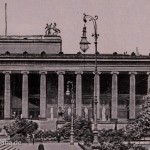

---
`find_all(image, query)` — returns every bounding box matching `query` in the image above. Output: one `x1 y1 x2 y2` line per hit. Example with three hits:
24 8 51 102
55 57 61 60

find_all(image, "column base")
128 118 135 121
4 118 12 120
20 117 29 119
67 145 77 150
39 117 47 120
110 118 118 122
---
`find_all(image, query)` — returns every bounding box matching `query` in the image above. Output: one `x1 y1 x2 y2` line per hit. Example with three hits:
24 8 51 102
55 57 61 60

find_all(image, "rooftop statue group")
45 23 60 36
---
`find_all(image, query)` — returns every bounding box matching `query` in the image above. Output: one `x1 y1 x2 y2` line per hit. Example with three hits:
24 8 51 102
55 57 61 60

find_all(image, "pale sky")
0 0 150 55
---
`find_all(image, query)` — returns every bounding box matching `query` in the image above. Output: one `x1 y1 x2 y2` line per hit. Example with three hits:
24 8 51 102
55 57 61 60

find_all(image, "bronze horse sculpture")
45 23 60 35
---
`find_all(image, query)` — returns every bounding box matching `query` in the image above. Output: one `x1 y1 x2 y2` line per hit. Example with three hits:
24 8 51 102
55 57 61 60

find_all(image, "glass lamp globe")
80 37 90 53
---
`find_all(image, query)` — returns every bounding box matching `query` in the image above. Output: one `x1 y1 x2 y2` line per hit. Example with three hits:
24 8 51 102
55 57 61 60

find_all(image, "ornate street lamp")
80 25 91 54
80 14 100 149
66 81 74 145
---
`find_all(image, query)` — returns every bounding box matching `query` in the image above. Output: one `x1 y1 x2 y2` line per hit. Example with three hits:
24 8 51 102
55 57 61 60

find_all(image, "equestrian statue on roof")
45 22 61 36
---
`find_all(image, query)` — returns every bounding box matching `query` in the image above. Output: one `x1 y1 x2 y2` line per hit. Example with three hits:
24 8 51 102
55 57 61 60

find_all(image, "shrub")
5 118 38 137
98 129 127 150
10 133 28 143
34 130 57 141
98 129 124 143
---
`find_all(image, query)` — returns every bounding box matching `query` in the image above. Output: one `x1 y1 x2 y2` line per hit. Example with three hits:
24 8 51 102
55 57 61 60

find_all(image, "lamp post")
80 14 100 149
66 81 74 145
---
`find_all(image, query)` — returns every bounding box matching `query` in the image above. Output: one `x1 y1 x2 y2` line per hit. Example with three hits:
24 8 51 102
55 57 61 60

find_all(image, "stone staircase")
0 144 19 150
0 120 13 129
0 119 57 131
35 118 57 131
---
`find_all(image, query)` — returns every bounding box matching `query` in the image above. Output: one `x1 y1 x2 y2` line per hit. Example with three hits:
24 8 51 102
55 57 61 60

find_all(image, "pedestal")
56 119 65 129
91 130 100 150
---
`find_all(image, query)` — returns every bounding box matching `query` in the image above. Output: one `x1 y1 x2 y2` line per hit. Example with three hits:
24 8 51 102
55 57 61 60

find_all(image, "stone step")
0 144 19 150
36 119 57 131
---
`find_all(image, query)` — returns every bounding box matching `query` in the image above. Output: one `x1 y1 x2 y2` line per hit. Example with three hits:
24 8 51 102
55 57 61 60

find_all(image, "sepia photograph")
0 0 149 149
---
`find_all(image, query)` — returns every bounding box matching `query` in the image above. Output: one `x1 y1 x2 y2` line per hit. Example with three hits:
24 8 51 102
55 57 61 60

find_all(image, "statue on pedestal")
0 127 7 136
50 107 54 120
102 104 106 121
68 107 71 116
12 112 16 119
84 107 88 120
67 107 71 120
20 113 23 119
58 107 64 120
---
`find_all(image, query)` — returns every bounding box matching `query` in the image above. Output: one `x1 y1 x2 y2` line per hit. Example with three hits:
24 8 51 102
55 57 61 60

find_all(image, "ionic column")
21 71 29 118
111 72 119 120
93 72 101 119
147 72 150 93
40 71 47 119
3 71 11 119
75 71 83 116
129 72 137 119
57 71 65 108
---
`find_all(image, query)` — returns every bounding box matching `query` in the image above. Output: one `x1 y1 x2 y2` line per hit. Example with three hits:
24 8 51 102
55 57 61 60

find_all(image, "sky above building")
0 0 150 55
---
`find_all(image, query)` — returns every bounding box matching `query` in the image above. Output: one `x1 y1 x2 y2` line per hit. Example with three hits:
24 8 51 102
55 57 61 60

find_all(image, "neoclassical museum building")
0 33 149 129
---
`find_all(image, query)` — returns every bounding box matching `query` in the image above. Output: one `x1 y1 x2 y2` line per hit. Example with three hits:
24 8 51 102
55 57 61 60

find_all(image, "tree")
124 92 150 140
57 117 93 145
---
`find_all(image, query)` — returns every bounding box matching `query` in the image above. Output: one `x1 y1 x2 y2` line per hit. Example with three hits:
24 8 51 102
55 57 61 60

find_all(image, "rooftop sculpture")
45 23 61 36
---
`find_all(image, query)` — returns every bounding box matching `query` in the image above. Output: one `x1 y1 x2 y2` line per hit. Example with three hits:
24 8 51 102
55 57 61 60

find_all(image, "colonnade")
2 71 150 120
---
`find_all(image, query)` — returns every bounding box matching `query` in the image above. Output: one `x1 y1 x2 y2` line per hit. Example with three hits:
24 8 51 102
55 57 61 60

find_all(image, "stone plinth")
0 35 62 54
56 120 65 129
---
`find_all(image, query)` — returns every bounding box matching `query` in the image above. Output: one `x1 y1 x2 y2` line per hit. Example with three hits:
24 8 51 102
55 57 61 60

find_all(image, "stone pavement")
13 142 82 150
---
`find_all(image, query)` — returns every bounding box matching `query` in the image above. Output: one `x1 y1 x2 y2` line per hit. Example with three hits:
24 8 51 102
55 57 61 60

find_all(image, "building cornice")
0 54 149 63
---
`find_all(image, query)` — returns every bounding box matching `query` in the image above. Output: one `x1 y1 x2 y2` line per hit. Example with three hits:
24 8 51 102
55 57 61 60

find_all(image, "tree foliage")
124 93 150 140
57 117 93 144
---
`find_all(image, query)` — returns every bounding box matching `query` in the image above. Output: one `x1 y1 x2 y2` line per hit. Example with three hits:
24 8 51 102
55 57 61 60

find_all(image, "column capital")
147 72 150 75
93 71 101 75
129 72 137 75
111 71 119 75
3 71 11 74
57 71 65 75
75 71 83 75
39 71 47 75
21 71 29 75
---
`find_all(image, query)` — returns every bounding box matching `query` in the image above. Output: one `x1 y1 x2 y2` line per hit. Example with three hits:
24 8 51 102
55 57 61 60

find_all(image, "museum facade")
0 34 149 129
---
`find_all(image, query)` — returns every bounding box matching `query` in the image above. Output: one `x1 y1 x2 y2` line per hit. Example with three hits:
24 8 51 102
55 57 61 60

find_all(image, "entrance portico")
0 35 149 130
